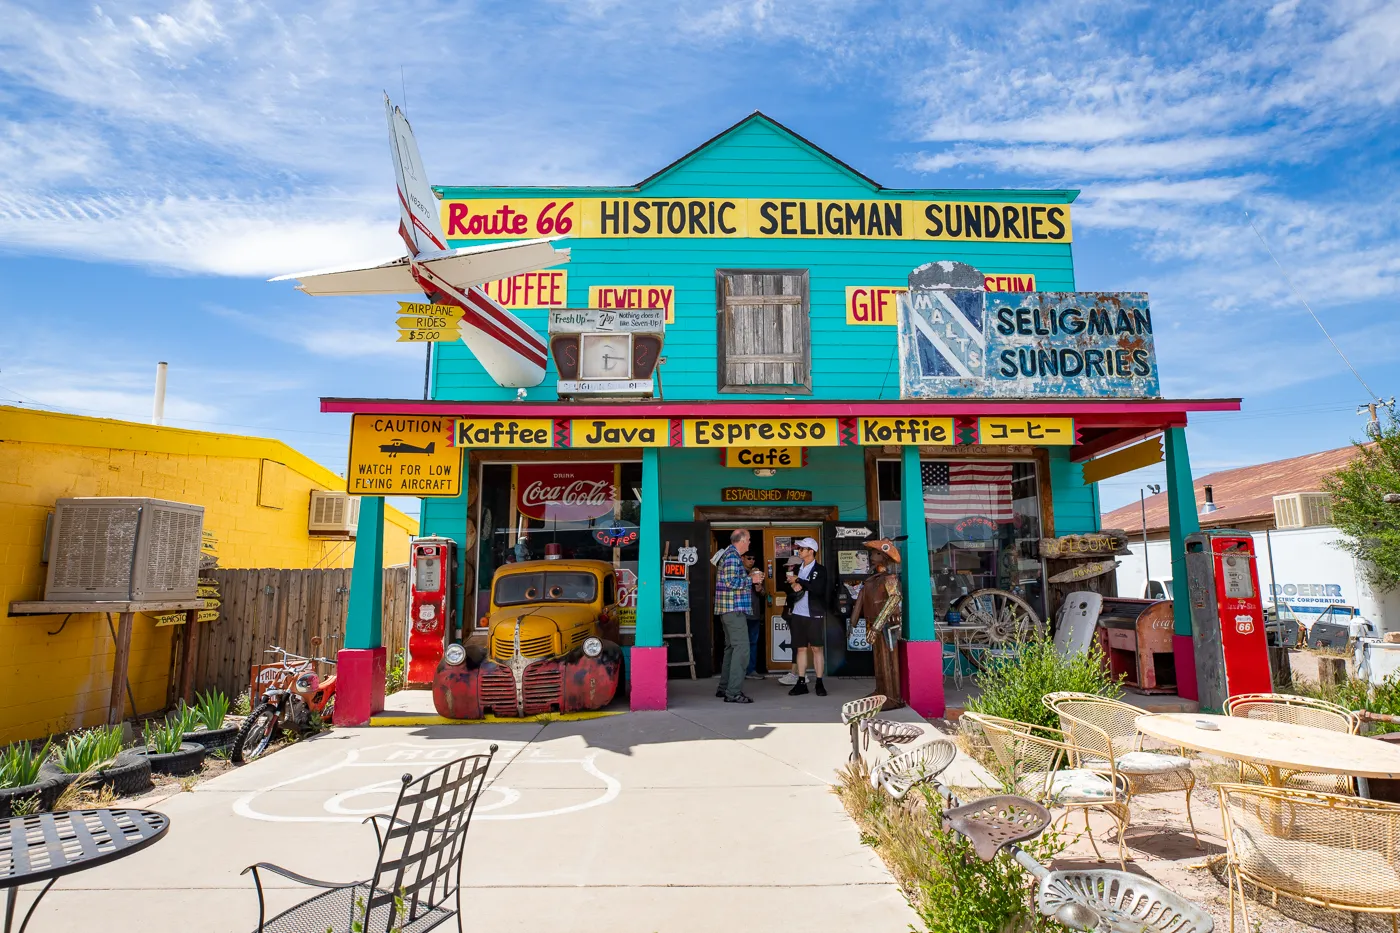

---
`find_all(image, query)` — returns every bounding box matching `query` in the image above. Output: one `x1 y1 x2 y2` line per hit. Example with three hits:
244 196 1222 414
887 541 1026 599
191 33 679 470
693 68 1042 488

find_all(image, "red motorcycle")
232 643 338 763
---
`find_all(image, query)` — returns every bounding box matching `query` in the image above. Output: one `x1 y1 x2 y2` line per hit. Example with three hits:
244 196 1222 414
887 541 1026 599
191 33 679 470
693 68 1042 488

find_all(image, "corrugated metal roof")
1102 444 1363 534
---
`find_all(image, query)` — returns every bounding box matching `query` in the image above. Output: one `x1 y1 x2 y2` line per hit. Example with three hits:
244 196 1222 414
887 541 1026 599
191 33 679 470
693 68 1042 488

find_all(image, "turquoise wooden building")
325 114 1236 719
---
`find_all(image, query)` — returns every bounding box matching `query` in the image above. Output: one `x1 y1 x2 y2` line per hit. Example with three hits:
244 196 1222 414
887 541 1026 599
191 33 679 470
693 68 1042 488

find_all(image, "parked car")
433 559 623 719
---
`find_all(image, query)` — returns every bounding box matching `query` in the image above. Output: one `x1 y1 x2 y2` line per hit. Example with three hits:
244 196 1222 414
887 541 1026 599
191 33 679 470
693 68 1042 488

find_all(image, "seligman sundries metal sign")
897 261 1159 399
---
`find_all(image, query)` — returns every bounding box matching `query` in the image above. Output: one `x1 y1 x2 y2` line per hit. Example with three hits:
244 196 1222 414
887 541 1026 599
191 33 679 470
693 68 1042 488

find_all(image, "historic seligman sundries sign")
897 261 1159 399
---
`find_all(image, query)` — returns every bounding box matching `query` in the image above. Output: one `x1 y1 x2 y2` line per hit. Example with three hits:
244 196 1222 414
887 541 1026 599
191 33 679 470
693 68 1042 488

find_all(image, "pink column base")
334 647 387 726
899 640 946 718
1173 635 1198 702
629 646 667 711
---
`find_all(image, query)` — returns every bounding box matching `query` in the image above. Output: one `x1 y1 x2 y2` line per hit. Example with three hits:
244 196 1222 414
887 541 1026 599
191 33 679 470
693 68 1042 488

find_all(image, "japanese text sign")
977 417 1075 445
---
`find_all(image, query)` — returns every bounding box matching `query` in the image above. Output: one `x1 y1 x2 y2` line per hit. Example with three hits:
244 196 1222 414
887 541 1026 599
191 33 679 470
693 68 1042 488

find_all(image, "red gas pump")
408 537 456 686
1185 529 1272 712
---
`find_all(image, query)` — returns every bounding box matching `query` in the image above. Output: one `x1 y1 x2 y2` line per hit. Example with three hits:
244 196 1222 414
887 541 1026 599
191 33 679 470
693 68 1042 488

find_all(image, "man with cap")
781 536 830 696
851 538 905 710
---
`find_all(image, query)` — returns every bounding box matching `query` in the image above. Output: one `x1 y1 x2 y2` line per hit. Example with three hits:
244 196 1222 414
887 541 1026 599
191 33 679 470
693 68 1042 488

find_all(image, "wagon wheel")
952 588 1043 671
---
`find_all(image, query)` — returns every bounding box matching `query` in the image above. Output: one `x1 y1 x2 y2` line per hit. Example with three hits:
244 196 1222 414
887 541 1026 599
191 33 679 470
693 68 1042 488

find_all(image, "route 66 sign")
677 546 698 566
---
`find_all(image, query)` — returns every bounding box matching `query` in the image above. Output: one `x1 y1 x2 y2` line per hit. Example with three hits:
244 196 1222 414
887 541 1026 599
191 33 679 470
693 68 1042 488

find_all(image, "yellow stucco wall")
0 406 418 743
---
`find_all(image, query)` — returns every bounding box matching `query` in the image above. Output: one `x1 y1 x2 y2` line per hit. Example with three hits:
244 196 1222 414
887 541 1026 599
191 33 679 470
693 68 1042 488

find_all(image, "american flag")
922 462 1015 522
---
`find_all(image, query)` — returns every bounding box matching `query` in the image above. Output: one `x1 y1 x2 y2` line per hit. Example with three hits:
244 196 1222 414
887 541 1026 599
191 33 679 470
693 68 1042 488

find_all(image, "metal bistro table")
1 809 169 933
1136 712 1400 788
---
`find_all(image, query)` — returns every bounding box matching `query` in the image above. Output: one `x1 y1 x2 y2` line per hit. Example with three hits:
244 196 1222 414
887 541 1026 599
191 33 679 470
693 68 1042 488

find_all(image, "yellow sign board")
348 415 462 496
682 418 840 447
398 301 464 319
857 418 956 445
978 417 1075 445
1081 437 1163 485
479 269 569 309
720 447 804 468
570 419 670 447
587 285 676 324
396 328 460 343
442 198 1071 244
397 314 460 329
455 418 553 448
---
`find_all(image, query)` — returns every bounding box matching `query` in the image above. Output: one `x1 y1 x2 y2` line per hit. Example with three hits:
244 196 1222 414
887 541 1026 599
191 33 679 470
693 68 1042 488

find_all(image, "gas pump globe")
408 537 456 686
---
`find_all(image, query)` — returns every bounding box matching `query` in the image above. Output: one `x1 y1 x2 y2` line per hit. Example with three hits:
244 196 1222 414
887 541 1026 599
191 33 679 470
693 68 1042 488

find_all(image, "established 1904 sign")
897 261 1159 399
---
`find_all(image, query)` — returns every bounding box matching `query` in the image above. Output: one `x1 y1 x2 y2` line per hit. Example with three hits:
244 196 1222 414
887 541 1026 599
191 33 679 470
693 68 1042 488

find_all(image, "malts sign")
441 198 1071 244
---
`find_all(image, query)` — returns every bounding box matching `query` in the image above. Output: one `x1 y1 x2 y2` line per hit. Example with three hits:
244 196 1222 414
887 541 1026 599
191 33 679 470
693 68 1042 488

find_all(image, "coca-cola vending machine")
1186 529 1272 712
408 537 456 686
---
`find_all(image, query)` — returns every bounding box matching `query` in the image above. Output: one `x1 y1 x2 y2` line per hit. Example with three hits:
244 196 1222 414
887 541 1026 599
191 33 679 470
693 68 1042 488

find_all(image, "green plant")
0 738 51 789
167 702 200 736
52 768 117 812
9 794 40 816
52 726 124 774
385 649 408 695
966 638 1122 731
1323 412 1400 590
1285 671 1400 735
192 690 230 731
233 690 252 717
142 719 186 755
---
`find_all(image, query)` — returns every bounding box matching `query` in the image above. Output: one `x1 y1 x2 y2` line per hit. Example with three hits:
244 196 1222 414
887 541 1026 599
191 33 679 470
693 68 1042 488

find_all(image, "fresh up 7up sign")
897 261 1159 399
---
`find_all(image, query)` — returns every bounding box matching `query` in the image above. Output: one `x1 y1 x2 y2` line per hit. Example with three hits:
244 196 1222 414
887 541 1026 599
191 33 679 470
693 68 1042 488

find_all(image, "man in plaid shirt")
714 529 760 703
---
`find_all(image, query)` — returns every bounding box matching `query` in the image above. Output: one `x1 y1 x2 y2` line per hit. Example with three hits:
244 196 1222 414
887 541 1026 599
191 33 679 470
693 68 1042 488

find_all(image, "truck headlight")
582 637 603 658
444 643 467 666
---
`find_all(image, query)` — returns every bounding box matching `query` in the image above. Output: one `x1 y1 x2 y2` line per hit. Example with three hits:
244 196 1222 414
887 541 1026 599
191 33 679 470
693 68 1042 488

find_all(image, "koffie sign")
897 263 1159 399
440 198 1071 244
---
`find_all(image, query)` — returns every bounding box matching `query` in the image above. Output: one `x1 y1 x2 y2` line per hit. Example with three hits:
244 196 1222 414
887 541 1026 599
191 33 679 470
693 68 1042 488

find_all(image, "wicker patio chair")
243 747 497 933
1217 782 1400 933
1044 692 1200 847
870 739 958 800
963 712 1131 867
1224 693 1358 794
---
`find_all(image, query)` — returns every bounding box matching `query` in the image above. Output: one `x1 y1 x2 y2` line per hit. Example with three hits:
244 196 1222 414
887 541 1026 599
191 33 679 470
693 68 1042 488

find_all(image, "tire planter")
181 724 238 754
46 751 153 799
135 742 206 777
0 768 66 817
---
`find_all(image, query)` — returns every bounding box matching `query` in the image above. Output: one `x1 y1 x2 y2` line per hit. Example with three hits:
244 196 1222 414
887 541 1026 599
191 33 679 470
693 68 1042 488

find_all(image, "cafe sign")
720 447 806 468
683 418 840 447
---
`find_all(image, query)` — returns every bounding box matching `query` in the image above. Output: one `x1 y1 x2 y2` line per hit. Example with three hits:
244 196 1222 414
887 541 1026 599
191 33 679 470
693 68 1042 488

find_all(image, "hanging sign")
587 286 676 324
455 419 553 448
1048 560 1120 584
515 463 617 522
569 419 670 447
856 417 955 445
663 560 688 579
347 415 462 496
720 447 806 468
977 417 1076 445
720 487 813 503
683 418 839 447
1040 532 1132 559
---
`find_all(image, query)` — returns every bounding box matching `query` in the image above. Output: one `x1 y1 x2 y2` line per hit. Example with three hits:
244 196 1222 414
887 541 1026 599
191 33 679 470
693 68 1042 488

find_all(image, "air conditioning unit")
1273 492 1333 530
309 491 359 536
44 497 204 601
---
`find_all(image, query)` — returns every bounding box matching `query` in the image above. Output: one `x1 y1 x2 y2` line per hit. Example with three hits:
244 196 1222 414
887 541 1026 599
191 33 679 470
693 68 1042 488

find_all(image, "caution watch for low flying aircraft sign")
396 302 464 342
347 414 462 496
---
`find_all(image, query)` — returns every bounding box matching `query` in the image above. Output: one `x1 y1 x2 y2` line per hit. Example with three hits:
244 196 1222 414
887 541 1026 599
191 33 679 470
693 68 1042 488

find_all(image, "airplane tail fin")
385 94 448 256
425 442 435 454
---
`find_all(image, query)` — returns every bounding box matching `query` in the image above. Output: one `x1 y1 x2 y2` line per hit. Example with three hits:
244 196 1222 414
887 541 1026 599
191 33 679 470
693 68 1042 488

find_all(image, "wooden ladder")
661 539 697 680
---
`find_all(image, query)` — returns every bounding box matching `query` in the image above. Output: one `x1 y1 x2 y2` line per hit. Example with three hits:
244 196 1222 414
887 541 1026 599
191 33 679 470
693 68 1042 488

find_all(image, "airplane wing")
271 237 570 297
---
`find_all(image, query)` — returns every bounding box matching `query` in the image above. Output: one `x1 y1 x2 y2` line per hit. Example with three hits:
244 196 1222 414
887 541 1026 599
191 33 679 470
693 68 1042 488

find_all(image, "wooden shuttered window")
715 270 811 394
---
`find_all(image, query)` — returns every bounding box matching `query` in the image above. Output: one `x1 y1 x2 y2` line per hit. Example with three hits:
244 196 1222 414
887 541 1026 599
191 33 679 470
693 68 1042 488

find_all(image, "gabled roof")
635 111 883 190
1102 444 1364 535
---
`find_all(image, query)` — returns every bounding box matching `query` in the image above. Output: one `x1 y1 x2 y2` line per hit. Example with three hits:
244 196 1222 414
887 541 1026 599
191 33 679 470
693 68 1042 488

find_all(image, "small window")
716 269 810 393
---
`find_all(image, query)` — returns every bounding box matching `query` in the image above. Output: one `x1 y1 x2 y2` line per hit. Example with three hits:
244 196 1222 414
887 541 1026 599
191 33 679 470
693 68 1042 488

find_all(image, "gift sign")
514 463 617 522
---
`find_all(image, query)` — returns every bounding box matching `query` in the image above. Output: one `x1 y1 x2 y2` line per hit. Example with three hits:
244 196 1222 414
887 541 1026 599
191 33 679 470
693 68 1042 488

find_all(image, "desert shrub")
1285 672 1400 735
385 650 408 695
966 638 1122 730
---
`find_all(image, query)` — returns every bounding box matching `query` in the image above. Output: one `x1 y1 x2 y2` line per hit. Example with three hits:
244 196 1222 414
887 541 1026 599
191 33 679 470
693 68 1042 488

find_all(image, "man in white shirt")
780 537 829 697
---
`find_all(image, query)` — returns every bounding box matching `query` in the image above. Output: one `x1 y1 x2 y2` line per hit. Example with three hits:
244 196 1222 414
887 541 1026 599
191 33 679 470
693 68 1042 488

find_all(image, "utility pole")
1141 483 1160 597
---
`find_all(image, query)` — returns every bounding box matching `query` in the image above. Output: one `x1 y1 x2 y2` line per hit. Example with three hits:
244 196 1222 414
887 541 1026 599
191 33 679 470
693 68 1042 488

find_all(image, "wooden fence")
187 566 409 700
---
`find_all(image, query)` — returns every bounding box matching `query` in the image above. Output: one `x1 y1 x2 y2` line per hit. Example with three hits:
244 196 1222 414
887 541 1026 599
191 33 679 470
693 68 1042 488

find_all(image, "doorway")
709 522 823 675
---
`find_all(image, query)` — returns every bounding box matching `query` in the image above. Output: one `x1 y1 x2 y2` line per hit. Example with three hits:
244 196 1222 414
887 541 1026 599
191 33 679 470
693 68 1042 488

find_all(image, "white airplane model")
271 96 568 387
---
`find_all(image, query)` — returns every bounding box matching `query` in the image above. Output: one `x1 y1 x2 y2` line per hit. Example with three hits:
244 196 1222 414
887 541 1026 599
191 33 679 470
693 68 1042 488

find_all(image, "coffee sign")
456 419 553 448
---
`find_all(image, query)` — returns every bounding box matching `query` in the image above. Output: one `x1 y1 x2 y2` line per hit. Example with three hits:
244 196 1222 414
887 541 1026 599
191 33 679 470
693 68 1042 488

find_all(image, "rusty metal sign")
897 262 1159 399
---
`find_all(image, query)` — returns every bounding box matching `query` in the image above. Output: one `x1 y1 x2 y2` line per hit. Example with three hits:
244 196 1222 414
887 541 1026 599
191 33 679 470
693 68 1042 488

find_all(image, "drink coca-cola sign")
515 463 617 522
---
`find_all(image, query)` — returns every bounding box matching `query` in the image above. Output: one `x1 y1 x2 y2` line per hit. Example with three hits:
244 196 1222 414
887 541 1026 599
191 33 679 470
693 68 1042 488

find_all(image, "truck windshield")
495 572 598 606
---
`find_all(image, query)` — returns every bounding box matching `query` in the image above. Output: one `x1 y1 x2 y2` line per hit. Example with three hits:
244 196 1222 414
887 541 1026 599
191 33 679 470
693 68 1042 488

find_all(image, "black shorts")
788 613 823 649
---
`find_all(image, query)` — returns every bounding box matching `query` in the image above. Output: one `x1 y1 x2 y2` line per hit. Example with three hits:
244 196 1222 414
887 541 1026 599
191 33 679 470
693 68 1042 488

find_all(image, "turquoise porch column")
345 495 385 649
900 445 944 715
635 447 662 648
1163 427 1202 701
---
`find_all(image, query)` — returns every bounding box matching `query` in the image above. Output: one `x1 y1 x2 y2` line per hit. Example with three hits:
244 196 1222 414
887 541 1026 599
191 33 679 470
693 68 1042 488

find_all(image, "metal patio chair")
243 747 497 933
1224 692 1358 794
870 739 957 799
1217 782 1400 933
963 712 1131 868
1044 691 1200 847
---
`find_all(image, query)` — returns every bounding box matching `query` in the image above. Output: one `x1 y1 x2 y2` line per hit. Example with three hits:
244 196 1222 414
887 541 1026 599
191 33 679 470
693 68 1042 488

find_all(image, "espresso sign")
1040 531 1132 559
721 488 813 503
683 418 839 447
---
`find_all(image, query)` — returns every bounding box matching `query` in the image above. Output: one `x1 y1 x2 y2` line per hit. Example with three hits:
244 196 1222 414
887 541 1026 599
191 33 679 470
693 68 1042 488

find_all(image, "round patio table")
1135 712 1400 787
1 808 168 933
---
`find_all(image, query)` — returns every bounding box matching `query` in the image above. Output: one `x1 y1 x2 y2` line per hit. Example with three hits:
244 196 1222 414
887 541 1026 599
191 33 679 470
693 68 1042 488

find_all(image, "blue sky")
2 0 1397 518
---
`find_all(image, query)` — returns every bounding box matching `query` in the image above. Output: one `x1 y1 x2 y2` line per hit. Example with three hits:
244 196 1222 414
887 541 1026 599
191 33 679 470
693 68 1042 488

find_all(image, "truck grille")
522 665 562 715
479 667 516 714
491 632 556 659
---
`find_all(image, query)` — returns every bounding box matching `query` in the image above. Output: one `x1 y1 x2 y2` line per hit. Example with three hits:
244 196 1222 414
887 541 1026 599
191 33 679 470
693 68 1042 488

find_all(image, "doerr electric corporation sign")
897 261 1159 399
